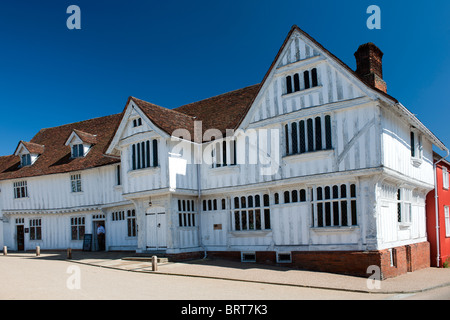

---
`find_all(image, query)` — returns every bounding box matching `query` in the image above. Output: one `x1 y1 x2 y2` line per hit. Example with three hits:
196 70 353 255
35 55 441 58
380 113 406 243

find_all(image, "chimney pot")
354 43 387 93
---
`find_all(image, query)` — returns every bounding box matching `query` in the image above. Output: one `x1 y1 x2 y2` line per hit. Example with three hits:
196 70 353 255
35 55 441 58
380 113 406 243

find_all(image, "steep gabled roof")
130 97 196 138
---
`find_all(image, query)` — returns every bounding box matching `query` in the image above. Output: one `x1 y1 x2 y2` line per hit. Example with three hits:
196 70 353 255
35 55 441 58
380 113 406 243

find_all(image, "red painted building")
426 152 450 267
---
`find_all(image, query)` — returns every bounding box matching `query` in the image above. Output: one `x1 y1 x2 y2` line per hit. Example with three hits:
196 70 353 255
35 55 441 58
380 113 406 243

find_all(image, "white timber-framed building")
0 25 446 278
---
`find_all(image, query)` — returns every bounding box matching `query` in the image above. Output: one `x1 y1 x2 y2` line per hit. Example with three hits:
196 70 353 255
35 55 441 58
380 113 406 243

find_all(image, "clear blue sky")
0 0 449 156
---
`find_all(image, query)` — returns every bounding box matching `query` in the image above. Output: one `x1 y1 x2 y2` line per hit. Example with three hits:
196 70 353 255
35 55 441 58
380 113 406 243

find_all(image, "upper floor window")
443 167 449 190
71 174 82 193
410 130 422 159
21 154 31 167
211 139 237 168
285 114 332 156
14 181 28 199
132 118 143 127
285 67 318 94
72 144 85 158
14 141 44 167
131 139 158 170
116 165 122 185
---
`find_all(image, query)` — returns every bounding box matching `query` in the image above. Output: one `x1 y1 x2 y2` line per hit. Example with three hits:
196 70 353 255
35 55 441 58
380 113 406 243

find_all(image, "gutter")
434 148 450 267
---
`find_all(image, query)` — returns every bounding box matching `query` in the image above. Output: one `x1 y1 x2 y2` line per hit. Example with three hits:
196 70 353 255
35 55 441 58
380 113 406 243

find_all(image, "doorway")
93 220 106 251
16 225 24 251
146 209 167 251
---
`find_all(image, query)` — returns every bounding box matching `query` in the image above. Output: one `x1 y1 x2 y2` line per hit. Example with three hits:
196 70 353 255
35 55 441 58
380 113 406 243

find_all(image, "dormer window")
72 144 85 158
14 141 44 167
65 129 97 159
21 154 31 167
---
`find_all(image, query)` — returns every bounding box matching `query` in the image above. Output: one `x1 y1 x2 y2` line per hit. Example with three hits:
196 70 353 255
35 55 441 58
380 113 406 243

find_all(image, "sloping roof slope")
0 114 121 181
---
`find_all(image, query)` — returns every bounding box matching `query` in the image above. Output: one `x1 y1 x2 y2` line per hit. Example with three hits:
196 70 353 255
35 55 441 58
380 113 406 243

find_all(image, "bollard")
36 246 40 256
152 255 158 271
67 248 72 259
3 246 7 256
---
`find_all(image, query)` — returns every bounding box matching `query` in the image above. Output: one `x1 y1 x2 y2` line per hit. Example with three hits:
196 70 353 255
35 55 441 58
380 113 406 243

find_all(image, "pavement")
5 250 450 295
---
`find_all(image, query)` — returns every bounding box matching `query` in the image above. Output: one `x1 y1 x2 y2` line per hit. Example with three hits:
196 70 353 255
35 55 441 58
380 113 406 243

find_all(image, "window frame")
178 199 196 228
311 183 357 228
71 144 85 158
130 139 159 171
232 193 271 232
443 167 449 190
445 206 450 238
21 154 32 167
127 209 137 237
70 173 82 193
13 180 28 199
29 218 42 241
285 114 332 156
397 188 412 225
71 216 85 240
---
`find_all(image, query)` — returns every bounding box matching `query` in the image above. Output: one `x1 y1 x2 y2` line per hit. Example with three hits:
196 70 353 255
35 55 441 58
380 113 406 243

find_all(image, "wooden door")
146 211 167 250
17 225 24 251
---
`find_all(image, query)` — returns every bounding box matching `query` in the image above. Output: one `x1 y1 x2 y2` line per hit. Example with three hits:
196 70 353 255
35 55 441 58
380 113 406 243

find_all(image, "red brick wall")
199 242 430 280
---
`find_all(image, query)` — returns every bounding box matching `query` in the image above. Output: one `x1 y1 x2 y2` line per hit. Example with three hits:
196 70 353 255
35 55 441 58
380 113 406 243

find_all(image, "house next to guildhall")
0 25 446 279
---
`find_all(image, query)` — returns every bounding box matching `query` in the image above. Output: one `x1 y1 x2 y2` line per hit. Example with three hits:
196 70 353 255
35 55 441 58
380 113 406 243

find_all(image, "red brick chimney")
354 43 387 93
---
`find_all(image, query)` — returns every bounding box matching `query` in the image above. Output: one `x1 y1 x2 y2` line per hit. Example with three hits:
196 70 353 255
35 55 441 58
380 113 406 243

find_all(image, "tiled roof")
15 141 45 155
130 97 196 140
174 84 260 141
0 114 121 181
71 129 98 145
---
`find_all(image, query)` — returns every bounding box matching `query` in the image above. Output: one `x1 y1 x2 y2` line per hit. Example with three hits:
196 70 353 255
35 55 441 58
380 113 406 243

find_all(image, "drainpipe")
196 143 207 259
434 148 450 267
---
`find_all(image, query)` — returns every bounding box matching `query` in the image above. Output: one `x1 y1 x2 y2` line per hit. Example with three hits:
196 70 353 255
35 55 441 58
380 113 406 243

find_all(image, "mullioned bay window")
211 138 237 168
311 183 357 228
178 199 196 227
285 114 332 156
131 139 159 170
232 194 271 231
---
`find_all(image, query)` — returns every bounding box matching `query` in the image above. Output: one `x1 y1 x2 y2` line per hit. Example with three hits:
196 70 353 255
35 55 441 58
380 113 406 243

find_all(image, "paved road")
1 255 449 301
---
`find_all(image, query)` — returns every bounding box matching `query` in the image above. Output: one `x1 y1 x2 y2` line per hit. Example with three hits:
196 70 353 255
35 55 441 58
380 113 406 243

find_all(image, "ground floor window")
232 193 271 231
311 183 357 227
71 216 85 240
127 209 137 237
29 218 42 240
178 199 196 227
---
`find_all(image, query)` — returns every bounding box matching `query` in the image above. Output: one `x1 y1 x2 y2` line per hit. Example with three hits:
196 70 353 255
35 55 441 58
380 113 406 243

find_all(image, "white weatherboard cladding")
381 107 434 186
0 28 441 256
1 165 124 211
